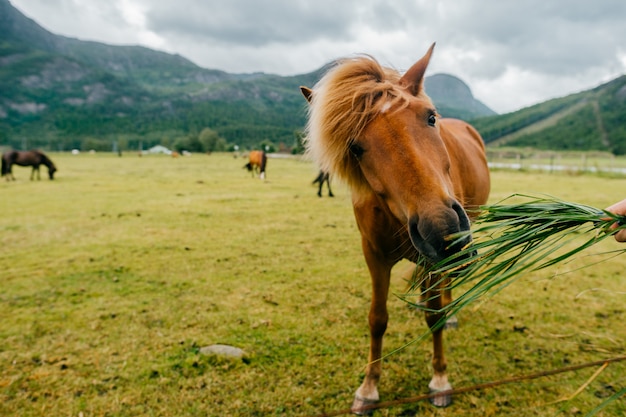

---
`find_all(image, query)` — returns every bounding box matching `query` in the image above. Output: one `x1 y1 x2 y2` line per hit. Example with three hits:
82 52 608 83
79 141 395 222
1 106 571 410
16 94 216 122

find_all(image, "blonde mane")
304 56 430 194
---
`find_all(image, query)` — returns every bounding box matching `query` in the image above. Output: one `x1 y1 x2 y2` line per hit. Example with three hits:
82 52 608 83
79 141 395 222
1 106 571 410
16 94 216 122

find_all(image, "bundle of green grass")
404 194 626 321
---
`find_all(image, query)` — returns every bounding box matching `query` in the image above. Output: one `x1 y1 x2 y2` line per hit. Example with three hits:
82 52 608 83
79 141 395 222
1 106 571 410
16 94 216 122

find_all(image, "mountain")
425 73 496 120
0 0 493 152
471 75 626 154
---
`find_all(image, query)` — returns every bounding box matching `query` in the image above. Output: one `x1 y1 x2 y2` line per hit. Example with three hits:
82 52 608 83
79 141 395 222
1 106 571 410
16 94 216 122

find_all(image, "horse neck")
39 154 53 168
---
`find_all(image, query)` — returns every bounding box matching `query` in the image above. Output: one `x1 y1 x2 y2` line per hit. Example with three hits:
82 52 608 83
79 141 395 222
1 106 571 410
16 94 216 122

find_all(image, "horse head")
40 153 57 180
303 43 474 263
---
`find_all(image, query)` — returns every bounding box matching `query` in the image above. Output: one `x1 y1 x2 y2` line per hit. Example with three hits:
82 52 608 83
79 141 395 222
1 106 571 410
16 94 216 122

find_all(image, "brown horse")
312 170 334 197
244 150 267 179
301 43 490 413
2 150 57 181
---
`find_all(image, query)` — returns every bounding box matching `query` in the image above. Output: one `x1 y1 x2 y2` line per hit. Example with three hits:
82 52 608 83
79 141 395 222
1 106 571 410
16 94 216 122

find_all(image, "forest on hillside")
471 75 626 155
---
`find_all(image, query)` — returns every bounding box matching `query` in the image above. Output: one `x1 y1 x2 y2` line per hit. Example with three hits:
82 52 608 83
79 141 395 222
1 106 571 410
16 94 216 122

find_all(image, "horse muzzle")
408 201 473 264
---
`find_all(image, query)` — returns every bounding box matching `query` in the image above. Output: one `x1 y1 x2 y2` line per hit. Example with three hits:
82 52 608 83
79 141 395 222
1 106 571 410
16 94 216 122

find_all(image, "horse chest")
353 200 417 263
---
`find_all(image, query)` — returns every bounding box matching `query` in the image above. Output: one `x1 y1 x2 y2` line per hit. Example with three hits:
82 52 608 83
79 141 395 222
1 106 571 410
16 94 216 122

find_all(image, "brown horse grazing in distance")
312 170 334 197
2 150 57 181
244 150 267 179
301 43 490 413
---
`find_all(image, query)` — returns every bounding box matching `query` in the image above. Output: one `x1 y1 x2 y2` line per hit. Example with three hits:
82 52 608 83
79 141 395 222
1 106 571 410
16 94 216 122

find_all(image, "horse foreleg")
352 247 391 415
441 282 458 329
424 287 453 407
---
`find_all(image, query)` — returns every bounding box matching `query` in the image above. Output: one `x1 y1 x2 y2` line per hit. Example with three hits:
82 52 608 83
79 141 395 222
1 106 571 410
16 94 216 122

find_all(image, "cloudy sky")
10 0 626 113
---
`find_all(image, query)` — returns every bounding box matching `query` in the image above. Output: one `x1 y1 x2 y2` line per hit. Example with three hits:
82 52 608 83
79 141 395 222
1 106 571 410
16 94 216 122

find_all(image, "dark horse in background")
312 170 333 197
2 150 57 181
244 150 267 180
301 43 490 413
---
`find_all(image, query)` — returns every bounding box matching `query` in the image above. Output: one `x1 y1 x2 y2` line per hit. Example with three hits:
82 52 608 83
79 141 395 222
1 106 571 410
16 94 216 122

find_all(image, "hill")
0 0 495 153
425 73 496 120
471 75 626 154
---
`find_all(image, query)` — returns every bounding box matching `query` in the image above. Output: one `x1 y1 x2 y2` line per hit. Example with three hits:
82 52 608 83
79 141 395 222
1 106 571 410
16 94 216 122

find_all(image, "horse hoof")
429 389 452 408
351 394 377 415
444 315 458 329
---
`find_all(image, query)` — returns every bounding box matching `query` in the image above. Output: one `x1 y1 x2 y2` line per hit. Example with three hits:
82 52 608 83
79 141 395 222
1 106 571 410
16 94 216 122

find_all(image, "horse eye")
350 143 365 158
428 114 437 127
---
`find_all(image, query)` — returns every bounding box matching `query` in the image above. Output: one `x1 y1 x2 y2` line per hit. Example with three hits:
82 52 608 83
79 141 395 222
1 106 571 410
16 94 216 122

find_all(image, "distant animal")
312 170 333 197
2 150 57 181
301 43 490 413
244 150 267 179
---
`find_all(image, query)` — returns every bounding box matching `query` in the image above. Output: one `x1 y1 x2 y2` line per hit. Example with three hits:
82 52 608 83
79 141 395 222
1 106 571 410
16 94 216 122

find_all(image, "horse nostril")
451 201 471 232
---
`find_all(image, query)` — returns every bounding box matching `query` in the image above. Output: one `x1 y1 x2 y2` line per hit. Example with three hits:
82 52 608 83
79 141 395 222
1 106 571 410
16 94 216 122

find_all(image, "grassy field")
1 152 625 416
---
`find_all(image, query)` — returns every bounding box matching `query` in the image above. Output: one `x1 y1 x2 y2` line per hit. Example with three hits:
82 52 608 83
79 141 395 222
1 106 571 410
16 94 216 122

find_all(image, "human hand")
605 198 626 242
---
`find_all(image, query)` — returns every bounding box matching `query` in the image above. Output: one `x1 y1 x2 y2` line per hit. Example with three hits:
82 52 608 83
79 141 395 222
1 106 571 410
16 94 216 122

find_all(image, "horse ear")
300 86 313 103
399 42 435 97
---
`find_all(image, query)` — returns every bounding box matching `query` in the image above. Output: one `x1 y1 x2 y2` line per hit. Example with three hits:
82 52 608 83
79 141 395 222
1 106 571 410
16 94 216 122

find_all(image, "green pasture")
1 152 624 416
